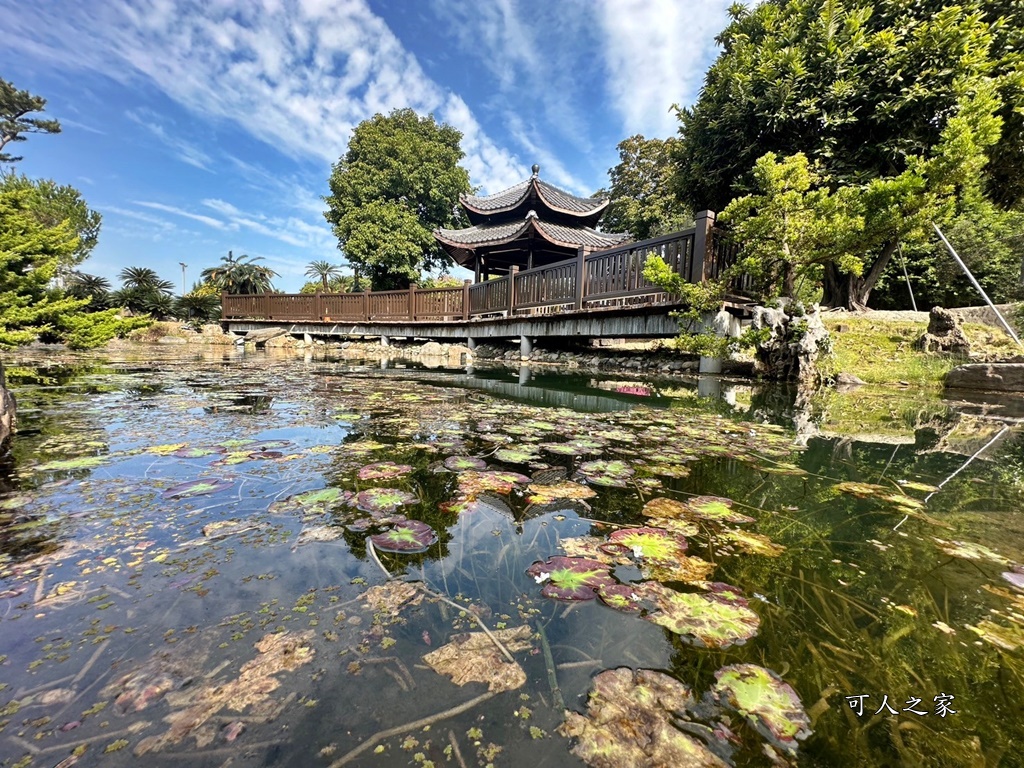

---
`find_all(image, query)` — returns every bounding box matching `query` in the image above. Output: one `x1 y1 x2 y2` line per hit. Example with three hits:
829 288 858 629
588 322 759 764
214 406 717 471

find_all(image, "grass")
821 316 1018 387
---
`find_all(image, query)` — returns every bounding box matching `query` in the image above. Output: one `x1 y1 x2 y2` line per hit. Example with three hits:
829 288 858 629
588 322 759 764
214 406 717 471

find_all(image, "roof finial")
531 163 540 177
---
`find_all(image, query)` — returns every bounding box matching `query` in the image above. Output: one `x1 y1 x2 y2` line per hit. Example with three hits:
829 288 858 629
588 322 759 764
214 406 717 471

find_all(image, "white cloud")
135 201 230 230
1 0 522 193
125 108 214 171
596 0 734 137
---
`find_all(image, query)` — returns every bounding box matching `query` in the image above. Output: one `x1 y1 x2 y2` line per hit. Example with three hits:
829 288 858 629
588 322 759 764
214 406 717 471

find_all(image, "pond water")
1 346 1023 768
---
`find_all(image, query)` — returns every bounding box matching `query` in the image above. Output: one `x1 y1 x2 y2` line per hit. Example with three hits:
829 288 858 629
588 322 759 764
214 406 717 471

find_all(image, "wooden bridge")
221 212 752 354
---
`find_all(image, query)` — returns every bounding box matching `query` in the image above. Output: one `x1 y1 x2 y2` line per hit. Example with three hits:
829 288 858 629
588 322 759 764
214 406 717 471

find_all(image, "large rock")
751 303 830 387
244 327 288 345
915 306 971 356
945 363 1024 392
265 334 298 348
0 359 15 448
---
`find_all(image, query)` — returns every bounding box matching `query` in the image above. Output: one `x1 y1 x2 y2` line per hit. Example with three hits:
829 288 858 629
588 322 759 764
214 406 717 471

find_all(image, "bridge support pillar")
466 337 477 351
520 335 534 359
518 366 531 386
380 335 390 347
698 309 742 374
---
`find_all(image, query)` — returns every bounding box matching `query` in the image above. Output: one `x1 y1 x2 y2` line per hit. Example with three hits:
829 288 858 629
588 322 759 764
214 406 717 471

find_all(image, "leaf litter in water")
641 583 760 648
576 459 635 488
713 663 812 754
357 461 414 481
526 556 616 600
423 625 532 692
162 477 233 500
369 520 438 553
355 487 419 513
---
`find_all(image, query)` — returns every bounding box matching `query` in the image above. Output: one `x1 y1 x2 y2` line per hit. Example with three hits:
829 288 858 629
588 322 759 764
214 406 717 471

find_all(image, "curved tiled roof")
461 177 609 219
434 217 630 261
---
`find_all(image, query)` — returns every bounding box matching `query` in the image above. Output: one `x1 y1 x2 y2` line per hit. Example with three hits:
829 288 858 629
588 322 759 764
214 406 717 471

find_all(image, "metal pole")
179 262 187 296
932 223 1022 348
897 244 917 312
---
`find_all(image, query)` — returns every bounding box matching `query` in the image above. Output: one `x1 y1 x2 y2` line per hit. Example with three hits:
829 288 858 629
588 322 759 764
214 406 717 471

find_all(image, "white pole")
897 243 917 312
932 223 1022 348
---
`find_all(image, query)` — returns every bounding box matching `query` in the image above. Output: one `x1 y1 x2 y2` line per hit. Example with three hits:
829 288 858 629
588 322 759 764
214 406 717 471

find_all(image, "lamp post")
179 262 187 296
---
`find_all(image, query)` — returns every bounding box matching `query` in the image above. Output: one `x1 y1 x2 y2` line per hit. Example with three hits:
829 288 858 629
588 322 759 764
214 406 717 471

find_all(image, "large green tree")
673 0 1020 309
596 135 692 240
323 109 471 290
1 77 61 164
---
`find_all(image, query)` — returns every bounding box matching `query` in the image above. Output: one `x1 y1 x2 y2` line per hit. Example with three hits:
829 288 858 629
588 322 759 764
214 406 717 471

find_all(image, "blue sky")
1 0 734 292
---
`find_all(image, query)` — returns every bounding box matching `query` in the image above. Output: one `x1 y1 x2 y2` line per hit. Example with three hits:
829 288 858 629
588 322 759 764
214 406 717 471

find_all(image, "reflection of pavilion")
435 165 630 282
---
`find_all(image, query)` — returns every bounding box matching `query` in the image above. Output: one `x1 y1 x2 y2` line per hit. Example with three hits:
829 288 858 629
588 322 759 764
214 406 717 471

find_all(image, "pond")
1 346 1023 768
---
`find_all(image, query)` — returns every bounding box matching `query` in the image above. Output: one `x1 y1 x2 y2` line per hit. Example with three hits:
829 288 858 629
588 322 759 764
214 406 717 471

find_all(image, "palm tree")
201 251 278 295
175 293 221 323
118 266 167 292
305 260 342 292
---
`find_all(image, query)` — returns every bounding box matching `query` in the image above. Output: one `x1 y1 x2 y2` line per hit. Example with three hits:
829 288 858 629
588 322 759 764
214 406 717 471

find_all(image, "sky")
1 0 735 293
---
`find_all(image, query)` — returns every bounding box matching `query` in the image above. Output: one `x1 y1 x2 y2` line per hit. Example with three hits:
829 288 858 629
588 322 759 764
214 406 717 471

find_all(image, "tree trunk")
822 241 899 310
783 262 797 299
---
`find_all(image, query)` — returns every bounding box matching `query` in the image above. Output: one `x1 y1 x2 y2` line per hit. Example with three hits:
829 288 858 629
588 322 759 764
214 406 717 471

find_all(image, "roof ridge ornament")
531 164 540 177
526 209 538 219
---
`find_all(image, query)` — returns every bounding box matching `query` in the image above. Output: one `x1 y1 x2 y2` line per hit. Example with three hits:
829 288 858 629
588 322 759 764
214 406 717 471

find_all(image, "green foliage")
174 292 221 324
418 274 464 289
596 135 691 240
323 108 471 290
67 273 111 309
304 260 342 292
200 251 277 295
56 308 151 350
0 173 101 267
0 77 61 164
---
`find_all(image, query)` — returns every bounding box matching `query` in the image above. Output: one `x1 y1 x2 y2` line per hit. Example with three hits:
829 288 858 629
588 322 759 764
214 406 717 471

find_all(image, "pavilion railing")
220 212 751 323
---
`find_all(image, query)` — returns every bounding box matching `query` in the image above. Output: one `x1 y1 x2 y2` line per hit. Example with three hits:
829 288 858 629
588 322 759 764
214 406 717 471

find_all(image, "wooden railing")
221 211 750 323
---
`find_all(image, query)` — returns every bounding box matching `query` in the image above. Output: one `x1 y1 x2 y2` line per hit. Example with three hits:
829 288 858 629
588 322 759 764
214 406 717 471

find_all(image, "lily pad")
526 481 597 506
35 455 108 472
577 459 635 488
493 446 541 464
162 478 233 499
933 538 1011 564
457 470 531 497
369 520 438 553
423 625 532 693
642 583 760 648
606 527 687 562
356 487 418 513
641 555 716 585
270 486 351 515
642 497 690 520
597 584 644 613
560 668 730 768
526 556 616 601
685 496 755 525
541 438 606 456
357 461 414 481
173 446 222 459
443 455 487 472
717 529 785 557
714 664 812 754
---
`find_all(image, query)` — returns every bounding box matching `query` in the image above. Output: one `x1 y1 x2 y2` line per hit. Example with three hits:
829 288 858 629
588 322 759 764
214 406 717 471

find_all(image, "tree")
67 272 112 309
175 292 222 323
596 135 692 240
0 174 101 268
117 266 173 293
200 251 277 295
672 0 1018 308
323 108 471 291
1 77 61 164
299 274 358 294
304 260 342 292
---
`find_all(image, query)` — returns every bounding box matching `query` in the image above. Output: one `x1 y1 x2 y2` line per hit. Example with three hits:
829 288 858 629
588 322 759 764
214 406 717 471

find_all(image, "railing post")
691 210 716 282
409 285 417 320
316 292 325 322
361 291 369 321
574 246 586 311
462 280 471 320
508 266 518 315
221 292 229 319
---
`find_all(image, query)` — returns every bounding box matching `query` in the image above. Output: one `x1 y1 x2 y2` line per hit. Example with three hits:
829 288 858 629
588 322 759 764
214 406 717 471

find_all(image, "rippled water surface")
1 347 1023 768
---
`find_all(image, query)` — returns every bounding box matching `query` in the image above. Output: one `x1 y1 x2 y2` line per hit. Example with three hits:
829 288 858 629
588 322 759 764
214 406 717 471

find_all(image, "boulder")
420 341 444 357
945 363 1024 393
835 372 866 390
0 359 16 448
265 334 298 348
751 303 830 387
915 306 971 356
244 327 288 345
303 333 314 346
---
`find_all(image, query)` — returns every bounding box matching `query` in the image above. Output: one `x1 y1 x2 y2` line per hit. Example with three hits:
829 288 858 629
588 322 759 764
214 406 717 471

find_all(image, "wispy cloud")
125 108 214 171
135 201 230 230
596 0 734 137
201 198 335 252
2 0 522 193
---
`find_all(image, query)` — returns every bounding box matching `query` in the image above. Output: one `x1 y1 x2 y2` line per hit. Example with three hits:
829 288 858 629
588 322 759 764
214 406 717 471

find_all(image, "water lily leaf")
423 625 532 692
833 481 888 499
577 459 635 488
597 584 644 612
645 517 700 537
173 446 222 458
270 486 351 515
607 527 688 562
560 536 620 564
357 461 414 481
560 668 730 768
211 451 256 466
369 520 438 553
295 526 343 545
642 583 760 648
526 481 597 506
355 487 418 513
457 470 531 498
641 555 715 585
933 539 1011 565
685 496 755 525
713 663 812 754
541 437 606 456
443 455 487 472
144 443 187 455
642 497 690 520
35 455 108 472
526 556 616 600
968 619 1024 651
343 440 388 453
162 478 233 499
493 446 541 463
646 464 691 479
717 529 785 557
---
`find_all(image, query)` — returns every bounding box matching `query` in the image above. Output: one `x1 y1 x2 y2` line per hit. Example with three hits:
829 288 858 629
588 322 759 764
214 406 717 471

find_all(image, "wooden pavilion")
434 165 631 281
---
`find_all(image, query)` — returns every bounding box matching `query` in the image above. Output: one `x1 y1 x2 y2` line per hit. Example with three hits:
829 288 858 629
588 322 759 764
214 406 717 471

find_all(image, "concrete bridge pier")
518 366 532 386
380 334 390 347
466 337 478 351
698 309 743 374
520 335 534 359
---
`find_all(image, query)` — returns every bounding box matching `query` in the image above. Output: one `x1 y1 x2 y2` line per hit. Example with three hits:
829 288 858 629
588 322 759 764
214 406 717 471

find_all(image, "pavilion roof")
461 176 609 226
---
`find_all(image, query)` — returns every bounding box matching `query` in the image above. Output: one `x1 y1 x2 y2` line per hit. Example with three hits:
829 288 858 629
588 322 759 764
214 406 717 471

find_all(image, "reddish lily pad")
597 584 644 613
443 456 487 472
714 664 812 754
642 583 760 648
162 478 233 500
457 470 531 497
357 461 414 481
356 487 418 513
577 459 635 488
526 556 616 601
607 527 687 562
369 520 438 554
685 496 755 525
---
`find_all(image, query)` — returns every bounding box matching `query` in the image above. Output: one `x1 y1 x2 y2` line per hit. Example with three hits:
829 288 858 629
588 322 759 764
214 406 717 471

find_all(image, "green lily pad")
606 527 687 562
641 555 715 585
577 459 635 488
173 446 223 459
560 668 730 768
685 496 755 525
357 461 414 481
369 520 438 553
541 438 606 456
443 456 487 472
355 487 418 513
641 583 760 648
35 455 108 472
526 556 616 601
717 529 785 557
493 446 541 464
713 664 812 754
526 481 597 506
270 487 352 515
162 478 233 499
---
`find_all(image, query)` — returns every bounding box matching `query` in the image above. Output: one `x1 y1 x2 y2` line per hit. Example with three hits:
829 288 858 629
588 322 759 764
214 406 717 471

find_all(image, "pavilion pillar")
474 258 481 284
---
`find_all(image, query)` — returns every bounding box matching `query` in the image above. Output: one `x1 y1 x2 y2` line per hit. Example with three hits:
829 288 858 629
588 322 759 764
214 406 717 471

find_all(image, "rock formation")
750 303 830 388
915 306 971 356
0 359 16 448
